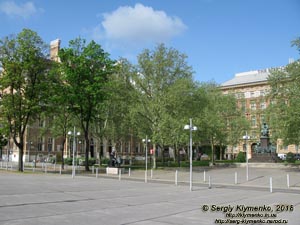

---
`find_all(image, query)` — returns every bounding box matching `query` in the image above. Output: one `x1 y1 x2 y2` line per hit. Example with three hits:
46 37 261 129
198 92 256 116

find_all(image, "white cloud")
0 1 42 19
92 3 187 48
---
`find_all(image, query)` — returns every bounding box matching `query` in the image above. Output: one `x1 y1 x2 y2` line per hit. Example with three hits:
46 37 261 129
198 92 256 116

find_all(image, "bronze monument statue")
254 122 275 154
261 122 269 137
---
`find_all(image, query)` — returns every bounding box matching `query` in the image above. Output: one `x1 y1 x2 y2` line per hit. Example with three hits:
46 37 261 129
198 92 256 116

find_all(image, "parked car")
200 154 210 160
277 154 287 160
294 153 300 160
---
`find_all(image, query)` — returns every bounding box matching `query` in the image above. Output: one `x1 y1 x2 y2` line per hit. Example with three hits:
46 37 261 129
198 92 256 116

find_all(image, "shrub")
236 152 246 163
286 152 296 163
101 158 110 165
49 157 56 164
64 157 73 165
78 157 96 166
56 152 62 163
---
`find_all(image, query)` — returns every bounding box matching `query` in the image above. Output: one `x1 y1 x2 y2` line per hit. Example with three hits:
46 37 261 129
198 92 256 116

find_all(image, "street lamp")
26 141 33 162
243 132 250 181
68 127 80 178
142 136 151 183
0 134 8 161
184 118 197 191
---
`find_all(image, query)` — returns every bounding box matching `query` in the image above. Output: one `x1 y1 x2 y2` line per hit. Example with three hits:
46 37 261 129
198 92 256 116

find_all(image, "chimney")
50 39 61 62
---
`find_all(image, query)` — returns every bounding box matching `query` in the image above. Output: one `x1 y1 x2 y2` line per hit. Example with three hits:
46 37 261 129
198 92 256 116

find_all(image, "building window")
250 100 256 110
260 114 265 123
236 92 244 99
245 92 250 98
251 131 257 138
48 138 53 152
37 137 43 151
260 101 266 109
251 115 256 127
39 119 45 127
241 101 246 113
260 90 265 96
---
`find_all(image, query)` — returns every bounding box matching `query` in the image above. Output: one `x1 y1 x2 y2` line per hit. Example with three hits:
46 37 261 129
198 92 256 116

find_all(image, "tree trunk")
18 143 24 172
85 130 90 171
61 137 66 170
211 137 214 165
152 144 156 169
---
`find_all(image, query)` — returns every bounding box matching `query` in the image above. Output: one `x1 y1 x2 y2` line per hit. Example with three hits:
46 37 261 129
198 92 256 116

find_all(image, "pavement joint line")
0 198 94 208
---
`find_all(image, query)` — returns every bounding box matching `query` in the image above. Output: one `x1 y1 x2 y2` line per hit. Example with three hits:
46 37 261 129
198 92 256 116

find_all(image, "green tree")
47 62 74 169
267 39 300 146
130 44 194 168
0 29 53 171
103 59 137 151
197 83 247 163
58 38 116 171
159 78 199 162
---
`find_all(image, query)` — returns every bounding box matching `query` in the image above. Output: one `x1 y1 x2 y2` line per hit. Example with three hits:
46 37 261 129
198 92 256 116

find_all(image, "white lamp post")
184 118 197 191
142 136 151 183
28 141 33 162
68 127 80 179
243 132 250 181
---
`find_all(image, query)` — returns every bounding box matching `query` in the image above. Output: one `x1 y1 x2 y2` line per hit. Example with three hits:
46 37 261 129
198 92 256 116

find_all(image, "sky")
0 0 299 84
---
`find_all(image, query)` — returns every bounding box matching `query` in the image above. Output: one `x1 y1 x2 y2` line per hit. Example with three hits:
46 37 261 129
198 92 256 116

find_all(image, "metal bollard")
287 174 290 188
119 169 121 181
150 169 153 179
208 176 211 189
60 165 62 175
145 170 147 183
235 172 238 185
96 168 98 178
128 168 131 177
92 166 94 174
175 170 178 186
270 177 273 193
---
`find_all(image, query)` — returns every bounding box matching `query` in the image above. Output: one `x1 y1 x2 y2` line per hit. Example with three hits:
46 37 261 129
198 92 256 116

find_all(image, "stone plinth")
106 167 119 175
250 153 280 163
260 137 269 149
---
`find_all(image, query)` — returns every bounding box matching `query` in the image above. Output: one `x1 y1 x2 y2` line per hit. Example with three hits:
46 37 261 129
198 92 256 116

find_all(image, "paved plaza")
0 166 299 225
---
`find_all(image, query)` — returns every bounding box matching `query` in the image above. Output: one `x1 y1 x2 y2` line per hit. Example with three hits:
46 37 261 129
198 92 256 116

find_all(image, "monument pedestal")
250 153 279 163
260 137 269 149
251 123 278 162
106 167 119 175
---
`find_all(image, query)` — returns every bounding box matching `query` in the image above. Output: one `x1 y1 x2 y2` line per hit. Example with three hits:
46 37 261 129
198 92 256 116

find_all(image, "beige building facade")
220 69 298 159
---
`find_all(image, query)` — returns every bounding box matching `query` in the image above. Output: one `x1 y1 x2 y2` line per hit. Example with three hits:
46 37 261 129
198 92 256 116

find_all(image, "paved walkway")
0 166 299 225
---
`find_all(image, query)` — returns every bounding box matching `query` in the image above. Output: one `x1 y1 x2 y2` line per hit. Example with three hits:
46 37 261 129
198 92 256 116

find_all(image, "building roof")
221 69 270 87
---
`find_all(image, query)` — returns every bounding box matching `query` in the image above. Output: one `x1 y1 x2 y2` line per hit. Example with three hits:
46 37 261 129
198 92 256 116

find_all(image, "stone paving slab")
0 168 299 225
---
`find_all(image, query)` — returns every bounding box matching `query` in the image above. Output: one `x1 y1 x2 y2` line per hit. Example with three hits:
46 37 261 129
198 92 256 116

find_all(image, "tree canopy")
0 29 54 171
267 40 300 146
58 38 116 170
